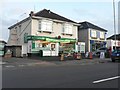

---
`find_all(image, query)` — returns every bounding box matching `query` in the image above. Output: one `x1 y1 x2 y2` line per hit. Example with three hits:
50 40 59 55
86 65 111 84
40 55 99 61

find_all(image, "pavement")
1 57 112 68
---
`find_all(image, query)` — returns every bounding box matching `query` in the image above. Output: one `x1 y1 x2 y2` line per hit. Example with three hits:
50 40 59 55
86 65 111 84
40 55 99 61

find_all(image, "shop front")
27 35 76 57
90 40 106 52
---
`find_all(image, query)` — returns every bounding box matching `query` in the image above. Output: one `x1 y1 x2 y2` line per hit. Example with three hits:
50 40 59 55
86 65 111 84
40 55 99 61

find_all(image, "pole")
113 0 117 50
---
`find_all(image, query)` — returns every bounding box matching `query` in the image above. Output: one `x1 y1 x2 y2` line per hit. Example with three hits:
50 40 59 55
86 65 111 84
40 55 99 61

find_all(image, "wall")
78 28 107 52
107 39 120 51
7 18 32 56
78 29 89 52
8 19 32 45
31 18 78 40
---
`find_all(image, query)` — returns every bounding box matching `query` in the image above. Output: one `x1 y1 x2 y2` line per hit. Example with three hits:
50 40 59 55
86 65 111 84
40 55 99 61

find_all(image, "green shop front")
27 35 76 57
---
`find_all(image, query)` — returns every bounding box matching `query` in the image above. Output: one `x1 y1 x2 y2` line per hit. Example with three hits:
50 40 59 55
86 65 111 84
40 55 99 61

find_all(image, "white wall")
107 40 120 51
8 18 32 45
31 18 78 40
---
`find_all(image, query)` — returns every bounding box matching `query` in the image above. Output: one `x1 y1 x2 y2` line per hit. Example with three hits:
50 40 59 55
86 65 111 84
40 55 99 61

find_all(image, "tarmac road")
2 58 120 88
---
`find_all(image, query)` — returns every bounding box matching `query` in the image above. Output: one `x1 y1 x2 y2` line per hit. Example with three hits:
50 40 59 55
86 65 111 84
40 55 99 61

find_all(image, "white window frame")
91 30 97 38
62 23 73 35
100 32 104 39
38 20 53 32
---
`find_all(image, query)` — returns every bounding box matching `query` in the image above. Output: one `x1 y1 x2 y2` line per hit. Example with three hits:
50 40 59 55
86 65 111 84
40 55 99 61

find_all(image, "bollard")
60 53 64 61
89 52 93 59
76 52 81 60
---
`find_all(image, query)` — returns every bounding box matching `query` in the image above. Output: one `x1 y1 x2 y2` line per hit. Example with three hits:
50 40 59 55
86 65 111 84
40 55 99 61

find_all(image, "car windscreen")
112 50 120 53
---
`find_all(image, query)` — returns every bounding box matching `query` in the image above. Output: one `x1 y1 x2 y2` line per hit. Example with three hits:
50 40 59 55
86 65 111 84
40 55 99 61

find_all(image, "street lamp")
113 0 117 50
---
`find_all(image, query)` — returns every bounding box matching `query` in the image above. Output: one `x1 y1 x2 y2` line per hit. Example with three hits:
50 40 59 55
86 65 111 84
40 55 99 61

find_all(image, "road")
2 59 120 88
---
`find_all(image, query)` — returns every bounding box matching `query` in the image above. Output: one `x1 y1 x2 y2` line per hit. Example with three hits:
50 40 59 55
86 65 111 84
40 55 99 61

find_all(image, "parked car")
111 49 120 62
92 47 109 57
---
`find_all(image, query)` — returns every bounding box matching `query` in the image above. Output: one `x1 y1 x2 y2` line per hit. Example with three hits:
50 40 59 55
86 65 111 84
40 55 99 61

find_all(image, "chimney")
48 10 51 13
29 11 34 17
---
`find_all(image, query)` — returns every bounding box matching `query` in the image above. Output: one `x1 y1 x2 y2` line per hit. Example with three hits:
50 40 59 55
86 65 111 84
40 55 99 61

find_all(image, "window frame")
62 23 73 35
38 19 53 32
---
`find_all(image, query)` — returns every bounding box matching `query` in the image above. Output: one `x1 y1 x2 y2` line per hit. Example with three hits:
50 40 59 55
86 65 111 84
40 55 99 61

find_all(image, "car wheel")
111 58 115 62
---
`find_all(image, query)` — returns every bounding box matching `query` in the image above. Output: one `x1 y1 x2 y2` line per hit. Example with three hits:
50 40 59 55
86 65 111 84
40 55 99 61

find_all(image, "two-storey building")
107 34 120 51
8 9 79 57
0 40 6 57
78 21 107 53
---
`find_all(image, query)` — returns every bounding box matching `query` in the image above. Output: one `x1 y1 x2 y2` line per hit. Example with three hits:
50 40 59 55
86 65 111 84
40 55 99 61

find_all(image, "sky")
0 0 119 42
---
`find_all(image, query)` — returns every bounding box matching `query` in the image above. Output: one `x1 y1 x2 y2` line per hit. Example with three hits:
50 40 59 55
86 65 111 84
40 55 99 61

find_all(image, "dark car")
111 49 120 62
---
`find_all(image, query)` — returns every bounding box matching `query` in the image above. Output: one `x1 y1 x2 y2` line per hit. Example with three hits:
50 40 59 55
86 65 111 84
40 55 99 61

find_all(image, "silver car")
92 47 108 57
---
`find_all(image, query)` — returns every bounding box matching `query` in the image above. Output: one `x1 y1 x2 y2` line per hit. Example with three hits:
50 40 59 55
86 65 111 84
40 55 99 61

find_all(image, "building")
0 40 6 56
107 34 120 51
8 9 79 57
78 21 107 53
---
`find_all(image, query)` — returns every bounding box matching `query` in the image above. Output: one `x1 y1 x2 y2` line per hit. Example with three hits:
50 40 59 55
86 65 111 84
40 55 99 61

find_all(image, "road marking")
93 76 120 84
18 65 25 67
5 65 15 68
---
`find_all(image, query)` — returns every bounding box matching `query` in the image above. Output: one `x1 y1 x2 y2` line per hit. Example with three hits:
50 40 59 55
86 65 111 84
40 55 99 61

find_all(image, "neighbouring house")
7 9 79 57
78 21 107 53
107 34 120 51
0 40 7 57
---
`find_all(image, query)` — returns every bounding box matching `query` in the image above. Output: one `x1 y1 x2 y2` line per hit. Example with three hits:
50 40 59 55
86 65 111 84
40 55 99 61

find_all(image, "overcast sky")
0 0 119 42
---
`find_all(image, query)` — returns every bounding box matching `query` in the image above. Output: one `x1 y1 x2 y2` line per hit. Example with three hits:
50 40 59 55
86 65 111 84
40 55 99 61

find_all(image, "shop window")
51 44 55 51
42 43 48 47
38 20 53 32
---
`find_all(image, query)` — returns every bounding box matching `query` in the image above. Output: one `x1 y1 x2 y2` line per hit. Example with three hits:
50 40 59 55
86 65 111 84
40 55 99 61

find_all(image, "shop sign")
27 36 46 41
27 36 76 43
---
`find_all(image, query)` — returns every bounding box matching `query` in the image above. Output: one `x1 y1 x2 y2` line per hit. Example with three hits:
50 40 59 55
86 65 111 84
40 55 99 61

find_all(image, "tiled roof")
34 9 77 23
107 34 120 40
78 21 107 32
8 9 78 29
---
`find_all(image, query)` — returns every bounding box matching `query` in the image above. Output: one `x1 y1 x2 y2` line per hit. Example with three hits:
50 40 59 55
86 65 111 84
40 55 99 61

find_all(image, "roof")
78 21 107 32
34 9 77 24
8 17 30 29
0 40 7 44
8 9 78 29
107 34 120 40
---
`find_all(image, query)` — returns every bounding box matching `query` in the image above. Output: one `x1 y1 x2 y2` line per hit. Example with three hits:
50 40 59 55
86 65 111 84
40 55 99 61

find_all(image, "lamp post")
113 0 117 50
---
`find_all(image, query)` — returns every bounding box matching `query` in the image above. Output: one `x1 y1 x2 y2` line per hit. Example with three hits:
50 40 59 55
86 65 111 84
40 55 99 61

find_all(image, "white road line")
93 76 120 84
5 65 15 68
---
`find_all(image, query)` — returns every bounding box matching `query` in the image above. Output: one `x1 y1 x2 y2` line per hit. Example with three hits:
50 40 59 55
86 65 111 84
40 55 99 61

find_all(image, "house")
8 9 79 57
107 34 120 51
0 40 7 57
78 21 107 53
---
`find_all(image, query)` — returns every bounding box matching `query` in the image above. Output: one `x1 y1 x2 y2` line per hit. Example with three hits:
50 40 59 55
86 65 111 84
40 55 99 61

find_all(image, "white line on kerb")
93 76 120 84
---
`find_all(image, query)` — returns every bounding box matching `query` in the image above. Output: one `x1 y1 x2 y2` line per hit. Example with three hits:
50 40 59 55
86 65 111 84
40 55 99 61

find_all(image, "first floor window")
38 20 53 32
100 32 104 39
62 23 73 34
